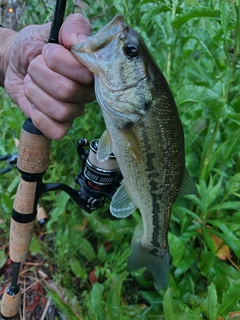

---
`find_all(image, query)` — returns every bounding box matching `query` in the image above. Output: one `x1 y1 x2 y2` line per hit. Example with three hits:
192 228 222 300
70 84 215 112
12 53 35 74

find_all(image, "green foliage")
1 0 240 319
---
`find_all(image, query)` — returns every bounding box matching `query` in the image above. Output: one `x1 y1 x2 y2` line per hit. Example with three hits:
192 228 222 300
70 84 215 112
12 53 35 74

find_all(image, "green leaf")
81 210 121 241
163 288 175 320
215 259 240 282
204 283 218 320
176 85 232 120
46 282 83 319
221 0 230 39
209 201 240 212
218 281 240 316
140 291 161 305
7 175 20 194
189 28 218 63
97 244 107 263
223 212 240 233
0 193 13 214
198 251 215 276
69 257 87 280
172 6 220 28
29 236 42 256
228 113 240 126
0 250 7 269
203 228 216 254
163 288 187 320
140 2 171 15
113 0 127 15
91 283 105 320
206 219 240 258
78 237 96 261
168 232 186 267
106 271 128 319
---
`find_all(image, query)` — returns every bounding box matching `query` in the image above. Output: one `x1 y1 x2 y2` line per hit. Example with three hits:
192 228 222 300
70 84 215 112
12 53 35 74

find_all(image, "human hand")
4 13 94 139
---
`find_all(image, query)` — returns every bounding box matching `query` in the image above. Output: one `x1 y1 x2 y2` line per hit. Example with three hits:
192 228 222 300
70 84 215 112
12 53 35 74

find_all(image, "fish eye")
123 42 139 59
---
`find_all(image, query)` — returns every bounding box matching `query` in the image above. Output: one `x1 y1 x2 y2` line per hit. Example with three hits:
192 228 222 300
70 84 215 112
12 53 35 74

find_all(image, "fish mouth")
71 14 126 72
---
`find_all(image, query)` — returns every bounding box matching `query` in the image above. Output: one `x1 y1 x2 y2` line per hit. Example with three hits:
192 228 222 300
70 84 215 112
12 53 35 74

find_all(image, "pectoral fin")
120 129 141 164
97 130 113 162
178 167 198 197
110 181 137 218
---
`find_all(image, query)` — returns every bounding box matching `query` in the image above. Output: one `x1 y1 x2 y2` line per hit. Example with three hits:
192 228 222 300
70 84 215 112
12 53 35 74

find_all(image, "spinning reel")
0 127 122 216
0 118 122 319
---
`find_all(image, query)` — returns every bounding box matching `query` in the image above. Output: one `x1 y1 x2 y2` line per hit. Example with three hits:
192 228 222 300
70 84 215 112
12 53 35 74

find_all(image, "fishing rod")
0 144 48 225
0 2 122 317
0 1 66 318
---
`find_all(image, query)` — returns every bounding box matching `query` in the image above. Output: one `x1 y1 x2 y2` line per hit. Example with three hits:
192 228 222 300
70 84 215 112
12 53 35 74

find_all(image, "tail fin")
127 241 170 290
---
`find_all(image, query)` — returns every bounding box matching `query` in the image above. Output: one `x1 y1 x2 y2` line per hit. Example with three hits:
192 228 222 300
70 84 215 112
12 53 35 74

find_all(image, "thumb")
59 13 91 49
37 22 52 42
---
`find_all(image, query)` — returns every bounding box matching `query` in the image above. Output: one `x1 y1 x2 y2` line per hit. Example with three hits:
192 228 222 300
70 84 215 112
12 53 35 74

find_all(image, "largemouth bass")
71 15 197 289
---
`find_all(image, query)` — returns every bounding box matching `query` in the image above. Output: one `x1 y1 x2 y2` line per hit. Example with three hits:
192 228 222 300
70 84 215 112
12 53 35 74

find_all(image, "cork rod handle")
10 119 51 263
1 119 51 319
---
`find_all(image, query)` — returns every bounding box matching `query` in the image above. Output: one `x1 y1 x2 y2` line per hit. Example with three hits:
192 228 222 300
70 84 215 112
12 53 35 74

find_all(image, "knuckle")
57 107 71 122
57 80 76 101
27 55 43 75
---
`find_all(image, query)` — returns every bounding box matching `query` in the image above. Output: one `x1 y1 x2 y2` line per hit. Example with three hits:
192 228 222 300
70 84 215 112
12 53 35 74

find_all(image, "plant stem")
199 122 219 182
223 3 240 102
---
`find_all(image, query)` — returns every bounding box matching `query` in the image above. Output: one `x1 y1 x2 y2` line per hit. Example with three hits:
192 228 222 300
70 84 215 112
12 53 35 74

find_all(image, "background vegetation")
1 0 240 319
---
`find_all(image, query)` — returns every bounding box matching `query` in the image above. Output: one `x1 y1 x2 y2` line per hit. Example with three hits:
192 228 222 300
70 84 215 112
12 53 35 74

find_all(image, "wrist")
0 28 17 87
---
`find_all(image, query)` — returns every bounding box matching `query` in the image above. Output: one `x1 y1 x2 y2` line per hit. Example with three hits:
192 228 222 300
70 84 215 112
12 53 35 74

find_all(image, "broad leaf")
204 283 218 320
218 281 240 316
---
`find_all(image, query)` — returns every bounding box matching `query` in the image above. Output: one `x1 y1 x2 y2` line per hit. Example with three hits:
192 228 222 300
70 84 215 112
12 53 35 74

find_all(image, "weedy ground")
0 0 240 319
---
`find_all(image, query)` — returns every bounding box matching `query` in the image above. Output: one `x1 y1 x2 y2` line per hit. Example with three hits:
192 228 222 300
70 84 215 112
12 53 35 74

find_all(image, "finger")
24 76 85 122
11 23 52 75
59 13 91 48
17 91 31 118
29 104 73 140
27 54 94 102
41 43 93 85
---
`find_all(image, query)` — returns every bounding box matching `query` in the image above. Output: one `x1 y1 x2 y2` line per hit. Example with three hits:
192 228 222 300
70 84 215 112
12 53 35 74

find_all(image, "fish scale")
71 14 197 289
